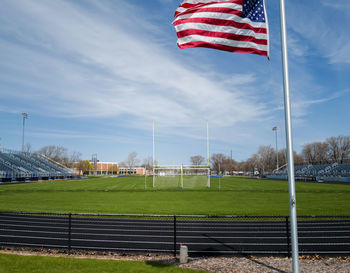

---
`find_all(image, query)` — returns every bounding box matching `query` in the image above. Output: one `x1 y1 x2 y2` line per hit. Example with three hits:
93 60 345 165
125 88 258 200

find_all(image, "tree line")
208 135 350 175
30 135 349 176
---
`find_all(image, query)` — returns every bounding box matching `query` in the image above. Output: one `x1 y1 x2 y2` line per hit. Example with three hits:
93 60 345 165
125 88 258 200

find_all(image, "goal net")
153 166 210 188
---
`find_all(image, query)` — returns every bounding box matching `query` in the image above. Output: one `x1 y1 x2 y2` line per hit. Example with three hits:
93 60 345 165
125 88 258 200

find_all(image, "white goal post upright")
152 121 210 188
180 164 184 189
206 119 210 187
153 120 155 188
207 120 210 167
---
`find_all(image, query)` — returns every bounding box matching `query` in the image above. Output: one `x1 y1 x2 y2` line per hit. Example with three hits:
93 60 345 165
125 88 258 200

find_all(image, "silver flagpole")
279 0 300 272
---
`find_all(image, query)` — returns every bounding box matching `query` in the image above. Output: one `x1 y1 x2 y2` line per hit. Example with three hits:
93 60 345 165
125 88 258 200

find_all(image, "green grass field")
154 175 208 188
0 176 349 215
0 253 204 273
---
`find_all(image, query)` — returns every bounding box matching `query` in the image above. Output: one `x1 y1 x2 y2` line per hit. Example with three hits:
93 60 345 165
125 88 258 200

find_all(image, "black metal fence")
0 212 349 256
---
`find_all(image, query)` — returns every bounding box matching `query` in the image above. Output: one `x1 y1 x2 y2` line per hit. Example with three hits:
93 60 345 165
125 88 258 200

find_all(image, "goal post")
153 165 210 188
152 120 211 188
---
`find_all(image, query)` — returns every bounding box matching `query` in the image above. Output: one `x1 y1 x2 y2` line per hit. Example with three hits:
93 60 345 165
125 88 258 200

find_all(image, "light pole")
272 126 279 171
92 154 98 176
22 112 28 152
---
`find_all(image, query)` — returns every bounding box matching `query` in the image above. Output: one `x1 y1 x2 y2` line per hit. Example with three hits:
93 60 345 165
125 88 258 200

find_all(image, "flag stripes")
174 23 267 40
175 0 244 17
173 0 269 57
176 29 267 46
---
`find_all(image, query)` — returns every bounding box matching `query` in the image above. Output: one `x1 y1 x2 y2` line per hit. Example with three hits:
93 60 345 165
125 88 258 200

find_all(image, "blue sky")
0 0 349 165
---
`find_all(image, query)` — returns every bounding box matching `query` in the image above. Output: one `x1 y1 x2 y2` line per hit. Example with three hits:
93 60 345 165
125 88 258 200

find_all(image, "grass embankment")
0 176 349 215
0 253 204 273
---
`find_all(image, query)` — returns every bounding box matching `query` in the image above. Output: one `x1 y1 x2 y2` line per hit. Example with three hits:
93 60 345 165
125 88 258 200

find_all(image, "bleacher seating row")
267 163 350 182
0 149 75 182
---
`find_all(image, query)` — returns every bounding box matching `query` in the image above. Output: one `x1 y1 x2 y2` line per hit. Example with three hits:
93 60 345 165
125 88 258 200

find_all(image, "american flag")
173 0 269 57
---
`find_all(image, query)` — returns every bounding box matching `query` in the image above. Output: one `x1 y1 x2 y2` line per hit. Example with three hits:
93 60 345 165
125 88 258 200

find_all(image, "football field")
0 176 349 215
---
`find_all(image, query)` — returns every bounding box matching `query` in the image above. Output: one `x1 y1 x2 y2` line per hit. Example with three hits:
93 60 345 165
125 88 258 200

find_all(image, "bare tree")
36 145 82 167
277 148 304 168
246 154 260 174
142 156 154 170
210 153 228 174
257 145 276 173
190 155 205 166
326 136 350 164
222 158 237 174
294 152 305 166
237 161 249 173
65 151 82 168
36 145 69 165
238 147 304 175
237 135 350 175
301 142 329 165
126 152 140 172
70 151 82 163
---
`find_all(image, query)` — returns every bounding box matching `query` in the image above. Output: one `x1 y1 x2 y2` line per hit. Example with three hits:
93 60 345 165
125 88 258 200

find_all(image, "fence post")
285 216 291 258
68 213 72 255
173 215 177 258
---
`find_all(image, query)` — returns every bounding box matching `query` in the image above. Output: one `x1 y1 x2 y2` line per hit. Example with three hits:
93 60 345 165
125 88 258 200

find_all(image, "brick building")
91 161 146 175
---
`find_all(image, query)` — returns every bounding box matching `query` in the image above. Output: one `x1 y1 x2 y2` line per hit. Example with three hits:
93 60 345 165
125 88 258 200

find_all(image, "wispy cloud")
0 0 269 134
287 1 350 64
28 129 110 140
322 0 350 11
1 0 348 162
272 89 348 119
287 32 310 58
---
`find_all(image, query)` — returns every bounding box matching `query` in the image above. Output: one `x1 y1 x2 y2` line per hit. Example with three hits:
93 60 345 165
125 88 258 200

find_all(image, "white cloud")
0 0 268 133
287 32 309 58
287 1 350 64
322 0 350 11
223 74 256 85
1 0 347 162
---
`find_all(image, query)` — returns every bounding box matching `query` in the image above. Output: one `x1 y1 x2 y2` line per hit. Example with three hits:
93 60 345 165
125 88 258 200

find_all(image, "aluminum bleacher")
0 149 75 182
267 163 350 183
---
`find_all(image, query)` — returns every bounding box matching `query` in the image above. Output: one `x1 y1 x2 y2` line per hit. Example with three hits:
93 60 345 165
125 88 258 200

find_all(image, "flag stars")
242 0 266 22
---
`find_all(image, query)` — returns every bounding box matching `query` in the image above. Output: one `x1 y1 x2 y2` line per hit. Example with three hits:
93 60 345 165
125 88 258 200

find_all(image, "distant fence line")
0 212 349 257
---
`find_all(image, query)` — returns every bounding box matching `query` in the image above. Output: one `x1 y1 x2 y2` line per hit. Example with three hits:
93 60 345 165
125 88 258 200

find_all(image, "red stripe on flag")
176 29 267 45
178 40 268 56
175 7 242 18
174 17 267 34
175 0 243 18
179 0 243 10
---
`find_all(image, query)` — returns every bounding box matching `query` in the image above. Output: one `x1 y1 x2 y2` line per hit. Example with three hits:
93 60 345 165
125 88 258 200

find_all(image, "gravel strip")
179 256 350 273
1 247 349 273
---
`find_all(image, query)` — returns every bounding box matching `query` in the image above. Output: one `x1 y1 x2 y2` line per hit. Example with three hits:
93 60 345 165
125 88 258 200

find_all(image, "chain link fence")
0 212 349 256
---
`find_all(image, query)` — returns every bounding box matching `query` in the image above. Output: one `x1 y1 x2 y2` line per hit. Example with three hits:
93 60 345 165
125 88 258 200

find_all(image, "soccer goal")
152 120 211 188
153 165 210 188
